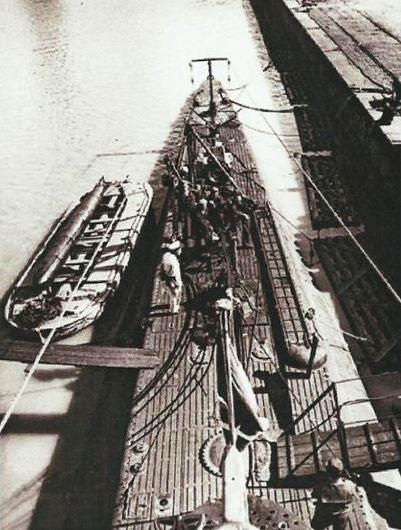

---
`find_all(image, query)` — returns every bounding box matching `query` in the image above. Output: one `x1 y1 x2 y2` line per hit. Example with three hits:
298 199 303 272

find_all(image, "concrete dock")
250 0 401 373
251 0 401 292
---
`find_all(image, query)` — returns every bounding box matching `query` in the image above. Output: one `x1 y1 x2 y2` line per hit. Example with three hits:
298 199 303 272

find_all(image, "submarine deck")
112 105 387 529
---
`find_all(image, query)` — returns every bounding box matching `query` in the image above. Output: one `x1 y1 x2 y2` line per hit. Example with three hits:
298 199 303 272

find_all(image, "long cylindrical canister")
23 181 105 287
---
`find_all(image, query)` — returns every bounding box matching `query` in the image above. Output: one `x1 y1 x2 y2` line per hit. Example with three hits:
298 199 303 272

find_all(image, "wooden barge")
5 179 153 341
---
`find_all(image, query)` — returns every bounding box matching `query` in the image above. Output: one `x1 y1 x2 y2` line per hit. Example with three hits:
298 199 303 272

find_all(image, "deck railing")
286 373 401 437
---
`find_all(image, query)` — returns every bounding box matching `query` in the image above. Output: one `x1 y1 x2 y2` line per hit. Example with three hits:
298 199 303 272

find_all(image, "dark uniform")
311 459 357 530
312 477 357 530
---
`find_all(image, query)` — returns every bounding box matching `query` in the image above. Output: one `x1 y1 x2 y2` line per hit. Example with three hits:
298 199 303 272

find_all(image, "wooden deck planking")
118 304 222 523
265 487 314 524
113 95 365 530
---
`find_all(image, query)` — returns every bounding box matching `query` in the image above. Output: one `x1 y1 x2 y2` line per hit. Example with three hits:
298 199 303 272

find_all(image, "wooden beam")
0 340 159 369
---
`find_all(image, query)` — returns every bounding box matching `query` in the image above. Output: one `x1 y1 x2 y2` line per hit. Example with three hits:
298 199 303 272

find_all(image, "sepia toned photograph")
0 1 400 529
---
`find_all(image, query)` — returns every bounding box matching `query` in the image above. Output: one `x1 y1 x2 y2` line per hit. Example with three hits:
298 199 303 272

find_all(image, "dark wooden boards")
316 236 401 364
309 7 392 90
0 340 159 369
274 418 401 480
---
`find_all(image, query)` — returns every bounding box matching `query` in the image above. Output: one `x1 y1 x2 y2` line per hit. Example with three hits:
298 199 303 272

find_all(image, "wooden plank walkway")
309 7 392 90
0 340 159 369
274 418 401 481
319 7 401 79
254 208 307 349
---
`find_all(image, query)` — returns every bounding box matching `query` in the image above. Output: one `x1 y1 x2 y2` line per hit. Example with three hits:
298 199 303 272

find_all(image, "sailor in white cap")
160 239 183 314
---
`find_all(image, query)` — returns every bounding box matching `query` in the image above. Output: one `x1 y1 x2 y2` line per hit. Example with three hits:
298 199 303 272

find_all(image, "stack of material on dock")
301 154 358 229
316 236 401 366
268 47 360 231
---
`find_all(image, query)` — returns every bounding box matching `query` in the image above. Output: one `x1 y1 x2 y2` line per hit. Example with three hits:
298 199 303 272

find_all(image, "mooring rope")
241 119 300 137
314 316 368 342
269 204 315 240
227 96 293 113
223 61 272 93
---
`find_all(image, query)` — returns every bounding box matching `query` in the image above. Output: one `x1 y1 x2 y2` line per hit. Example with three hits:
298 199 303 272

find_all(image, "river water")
2 0 398 298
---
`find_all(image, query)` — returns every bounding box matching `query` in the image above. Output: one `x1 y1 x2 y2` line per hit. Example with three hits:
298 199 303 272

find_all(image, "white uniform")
161 251 182 313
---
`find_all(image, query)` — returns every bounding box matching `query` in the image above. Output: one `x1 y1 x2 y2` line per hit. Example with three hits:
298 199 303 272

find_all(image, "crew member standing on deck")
311 458 357 530
312 458 389 530
160 239 183 314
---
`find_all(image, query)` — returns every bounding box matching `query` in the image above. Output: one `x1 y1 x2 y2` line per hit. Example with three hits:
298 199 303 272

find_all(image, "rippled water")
0 0 271 300
2 1 400 300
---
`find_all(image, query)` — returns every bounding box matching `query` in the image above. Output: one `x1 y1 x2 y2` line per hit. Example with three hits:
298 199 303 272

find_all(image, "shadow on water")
23 94 196 530
92 89 196 347
26 367 137 530
1 413 66 435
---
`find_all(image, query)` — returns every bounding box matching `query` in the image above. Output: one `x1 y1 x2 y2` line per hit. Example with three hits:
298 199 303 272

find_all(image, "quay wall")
251 0 401 289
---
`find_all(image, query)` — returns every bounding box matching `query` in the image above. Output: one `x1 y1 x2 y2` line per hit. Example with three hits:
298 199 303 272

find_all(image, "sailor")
218 87 230 105
241 194 258 214
234 196 252 246
191 196 210 246
390 74 401 106
196 147 210 183
179 165 190 180
207 187 225 233
160 239 183 314
311 458 357 530
224 149 234 168
375 101 395 126
197 196 208 215
180 186 197 240
223 197 251 247
205 136 232 185
304 307 324 347
176 169 190 222
161 171 177 190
